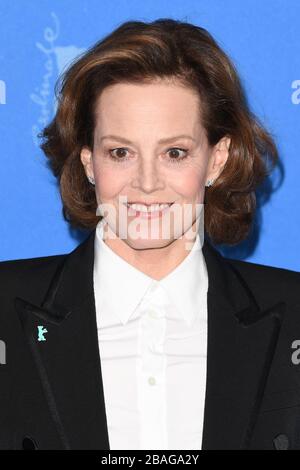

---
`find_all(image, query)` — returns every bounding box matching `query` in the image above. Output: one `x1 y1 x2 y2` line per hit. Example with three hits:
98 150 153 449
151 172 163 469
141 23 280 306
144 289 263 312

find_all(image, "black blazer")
0 230 300 450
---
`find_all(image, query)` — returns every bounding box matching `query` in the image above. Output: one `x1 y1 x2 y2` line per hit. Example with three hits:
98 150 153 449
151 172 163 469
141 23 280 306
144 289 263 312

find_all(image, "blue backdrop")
0 0 299 271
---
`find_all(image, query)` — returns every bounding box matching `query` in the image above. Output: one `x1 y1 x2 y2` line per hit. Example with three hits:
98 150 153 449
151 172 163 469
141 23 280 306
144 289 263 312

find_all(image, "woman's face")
81 80 230 250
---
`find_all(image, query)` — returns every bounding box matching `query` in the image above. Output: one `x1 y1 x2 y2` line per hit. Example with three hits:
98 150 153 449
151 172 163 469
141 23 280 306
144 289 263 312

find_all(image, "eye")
106 147 189 164
108 148 131 161
166 148 189 164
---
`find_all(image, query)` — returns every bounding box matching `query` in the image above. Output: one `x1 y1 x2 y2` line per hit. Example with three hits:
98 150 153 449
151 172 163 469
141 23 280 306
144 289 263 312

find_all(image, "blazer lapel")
14 229 286 450
15 230 110 450
201 240 286 449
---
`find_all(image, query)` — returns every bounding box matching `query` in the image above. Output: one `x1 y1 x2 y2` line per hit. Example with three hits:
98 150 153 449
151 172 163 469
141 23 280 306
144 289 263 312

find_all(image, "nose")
131 157 164 193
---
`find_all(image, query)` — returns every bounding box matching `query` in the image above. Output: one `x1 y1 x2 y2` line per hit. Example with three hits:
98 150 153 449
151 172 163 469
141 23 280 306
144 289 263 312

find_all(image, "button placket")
140 304 165 374
138 295 167 449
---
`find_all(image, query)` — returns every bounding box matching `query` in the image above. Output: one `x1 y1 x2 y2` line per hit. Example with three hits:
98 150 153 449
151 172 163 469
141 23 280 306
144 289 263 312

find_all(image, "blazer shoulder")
0 252 67 272
0 253 67 296
225 256 300 306
225 256 300 282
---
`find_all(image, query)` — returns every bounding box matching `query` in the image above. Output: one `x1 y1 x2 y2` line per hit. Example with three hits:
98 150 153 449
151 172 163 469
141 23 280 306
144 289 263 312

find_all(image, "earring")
205 178 214 187
87 175 95 185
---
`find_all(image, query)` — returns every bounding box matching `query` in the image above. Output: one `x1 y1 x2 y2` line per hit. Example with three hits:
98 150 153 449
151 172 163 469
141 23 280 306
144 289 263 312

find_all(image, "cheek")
94 164 127 199
173 168 205 199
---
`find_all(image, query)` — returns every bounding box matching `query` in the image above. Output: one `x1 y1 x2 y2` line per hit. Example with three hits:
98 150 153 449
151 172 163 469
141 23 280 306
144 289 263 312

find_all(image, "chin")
125 236 175 251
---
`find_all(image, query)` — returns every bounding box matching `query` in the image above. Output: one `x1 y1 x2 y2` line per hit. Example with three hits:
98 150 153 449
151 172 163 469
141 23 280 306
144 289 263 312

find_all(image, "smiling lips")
125 202 174 218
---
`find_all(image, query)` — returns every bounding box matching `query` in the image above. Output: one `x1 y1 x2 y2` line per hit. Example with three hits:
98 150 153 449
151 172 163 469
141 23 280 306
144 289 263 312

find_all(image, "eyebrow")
99 134 196 144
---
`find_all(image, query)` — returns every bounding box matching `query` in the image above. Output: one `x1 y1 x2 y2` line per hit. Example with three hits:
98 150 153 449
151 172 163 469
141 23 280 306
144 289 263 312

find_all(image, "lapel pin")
37 325 48 342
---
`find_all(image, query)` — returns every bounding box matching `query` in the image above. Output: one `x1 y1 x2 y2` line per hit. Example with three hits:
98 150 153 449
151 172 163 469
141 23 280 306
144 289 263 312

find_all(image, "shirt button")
148 376 156 385
148 310 158 319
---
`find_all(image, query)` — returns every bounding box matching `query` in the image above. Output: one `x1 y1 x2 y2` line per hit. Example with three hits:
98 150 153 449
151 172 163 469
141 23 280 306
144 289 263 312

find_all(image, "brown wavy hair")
38 18 279 245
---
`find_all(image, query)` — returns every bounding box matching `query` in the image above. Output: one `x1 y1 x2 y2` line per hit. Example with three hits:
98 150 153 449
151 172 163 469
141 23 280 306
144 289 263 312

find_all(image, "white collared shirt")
93 219 208 450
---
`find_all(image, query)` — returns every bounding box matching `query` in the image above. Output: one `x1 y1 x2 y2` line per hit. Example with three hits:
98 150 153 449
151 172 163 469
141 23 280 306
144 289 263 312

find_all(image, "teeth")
127 203 171 212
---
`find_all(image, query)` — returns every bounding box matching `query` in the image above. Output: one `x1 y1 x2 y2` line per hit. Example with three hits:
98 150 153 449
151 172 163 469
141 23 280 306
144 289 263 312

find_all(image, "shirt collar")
93 219 208 327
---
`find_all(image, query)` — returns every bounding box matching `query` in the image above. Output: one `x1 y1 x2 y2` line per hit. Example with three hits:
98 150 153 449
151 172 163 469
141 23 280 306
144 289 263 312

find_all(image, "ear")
80 146 94 180
206 135 231 182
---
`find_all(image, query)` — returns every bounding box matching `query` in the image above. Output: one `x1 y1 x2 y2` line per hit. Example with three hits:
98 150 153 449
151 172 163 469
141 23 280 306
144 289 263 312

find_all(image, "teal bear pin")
37 325 48 342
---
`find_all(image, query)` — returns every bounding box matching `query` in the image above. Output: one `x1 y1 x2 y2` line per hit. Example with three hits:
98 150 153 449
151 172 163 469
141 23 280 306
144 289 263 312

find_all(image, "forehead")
94 81 202 134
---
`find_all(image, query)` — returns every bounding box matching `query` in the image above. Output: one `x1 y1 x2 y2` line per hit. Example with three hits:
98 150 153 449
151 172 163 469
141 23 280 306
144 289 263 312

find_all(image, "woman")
1 18 300 451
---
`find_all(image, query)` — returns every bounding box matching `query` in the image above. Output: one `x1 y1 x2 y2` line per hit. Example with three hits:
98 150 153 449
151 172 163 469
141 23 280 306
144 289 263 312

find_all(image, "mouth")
124 201 175 219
